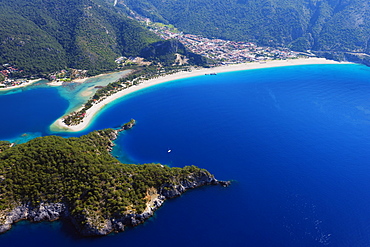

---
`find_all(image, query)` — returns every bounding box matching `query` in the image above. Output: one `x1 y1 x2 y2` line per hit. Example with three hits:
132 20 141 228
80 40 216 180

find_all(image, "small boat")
168 149 172 153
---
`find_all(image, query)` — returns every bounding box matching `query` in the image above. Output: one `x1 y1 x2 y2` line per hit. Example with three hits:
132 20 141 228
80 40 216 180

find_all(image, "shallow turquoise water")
1 64 370 246
56 70 131 114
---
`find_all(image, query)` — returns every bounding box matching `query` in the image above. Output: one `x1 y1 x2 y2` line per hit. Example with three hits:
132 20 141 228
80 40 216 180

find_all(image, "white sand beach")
48 78 87 86
47 80 64 86
48 69 133 87
0 79 42 91
52 58 352 132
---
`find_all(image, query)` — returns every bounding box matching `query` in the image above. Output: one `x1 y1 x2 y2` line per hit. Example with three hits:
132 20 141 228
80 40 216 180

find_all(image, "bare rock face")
75 171 230 236
0 205 28 233
114 194 166 229
0 171 229 236
160 170 229 199
29 203 67 222
78 218 114 236
0 203 66 234
0 123 230 237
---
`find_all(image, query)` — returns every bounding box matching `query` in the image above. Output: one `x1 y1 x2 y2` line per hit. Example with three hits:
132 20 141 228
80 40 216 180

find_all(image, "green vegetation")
0 141 12 152
122 0 370 54
122 118 136 130
152 22 179 33
0 0 214 78
140 39 210 66
1 0 368 75
0 128 214 218
0 0 161 76
63 65 191 126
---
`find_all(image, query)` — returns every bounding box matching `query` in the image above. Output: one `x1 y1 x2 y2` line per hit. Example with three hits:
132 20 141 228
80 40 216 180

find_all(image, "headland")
0 123 229 236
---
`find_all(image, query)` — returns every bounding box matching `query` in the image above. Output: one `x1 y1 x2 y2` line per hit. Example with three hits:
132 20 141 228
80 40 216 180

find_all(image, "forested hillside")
0 127 227 235
0 0 160 76
0 129 206 213
3 0 368 75
121 0 370 56
140 39 210 66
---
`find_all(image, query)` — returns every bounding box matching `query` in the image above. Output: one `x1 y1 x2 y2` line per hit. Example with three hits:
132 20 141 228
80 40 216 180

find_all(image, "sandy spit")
51 58 353 132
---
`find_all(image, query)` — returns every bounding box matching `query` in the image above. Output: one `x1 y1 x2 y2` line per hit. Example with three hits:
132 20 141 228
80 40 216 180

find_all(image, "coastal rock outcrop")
73 214 114 236
160 170 228 198
120 119 136 131
114 171 229 229
101 119 136 152
0 173 229 237
0 203 66 233
70 171 229 236
0 123 230 237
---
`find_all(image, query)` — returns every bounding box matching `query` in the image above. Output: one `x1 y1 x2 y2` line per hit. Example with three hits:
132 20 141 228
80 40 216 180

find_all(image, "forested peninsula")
0 120 229 236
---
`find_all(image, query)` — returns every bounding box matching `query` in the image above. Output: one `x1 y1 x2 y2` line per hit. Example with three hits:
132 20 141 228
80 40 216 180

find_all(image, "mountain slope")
121 0 370 55
0 0 160 76
140 39 210 66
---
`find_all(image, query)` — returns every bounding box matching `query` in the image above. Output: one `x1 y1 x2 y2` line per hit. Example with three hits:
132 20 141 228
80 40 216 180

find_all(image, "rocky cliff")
0 122 230 236
77 169 229 236
0 203 67 233
0 171 229 236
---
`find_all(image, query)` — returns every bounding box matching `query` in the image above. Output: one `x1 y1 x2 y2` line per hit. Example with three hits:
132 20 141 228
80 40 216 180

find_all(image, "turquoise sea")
1 64 370 246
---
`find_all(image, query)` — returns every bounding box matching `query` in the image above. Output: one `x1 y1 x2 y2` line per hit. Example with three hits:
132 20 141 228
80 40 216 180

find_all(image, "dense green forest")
0 0 213 77
0 127 219 231
0 0 160 76
3 0 368 75
140 39 210 66
121 0 370 54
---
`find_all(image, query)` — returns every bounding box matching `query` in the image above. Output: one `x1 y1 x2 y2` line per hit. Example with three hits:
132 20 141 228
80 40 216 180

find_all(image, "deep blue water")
1 64 370 246
0 87 68 141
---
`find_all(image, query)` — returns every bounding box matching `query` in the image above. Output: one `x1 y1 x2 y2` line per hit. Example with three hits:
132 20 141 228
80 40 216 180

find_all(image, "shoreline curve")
51 58 353 132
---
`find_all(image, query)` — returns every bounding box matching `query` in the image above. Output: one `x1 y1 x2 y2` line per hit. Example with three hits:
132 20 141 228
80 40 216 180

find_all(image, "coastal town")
47 68 88 82
149 26 299 63
0 78 30 89
133 13 300 63
0 65 89 89
0 13 301 90
0 64 29 89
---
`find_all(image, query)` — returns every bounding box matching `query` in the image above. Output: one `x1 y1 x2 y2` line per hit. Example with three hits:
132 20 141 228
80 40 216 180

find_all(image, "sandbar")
48 78 87 86
52 58 353 132
48 70 133 87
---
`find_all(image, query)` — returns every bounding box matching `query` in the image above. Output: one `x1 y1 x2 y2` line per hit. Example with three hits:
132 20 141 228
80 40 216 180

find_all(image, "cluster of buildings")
147 23 299 64
0 78 29 88
48 69 88 82
0 64 29 88
0 65 90 89
0 64 22 78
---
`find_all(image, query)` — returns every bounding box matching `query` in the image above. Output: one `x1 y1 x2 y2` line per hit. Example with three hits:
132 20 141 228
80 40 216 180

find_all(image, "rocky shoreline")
0 203 67 234
0 171 229 236
0 120 230 236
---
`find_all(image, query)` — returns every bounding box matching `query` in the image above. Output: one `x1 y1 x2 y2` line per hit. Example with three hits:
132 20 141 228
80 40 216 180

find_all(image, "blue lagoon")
1 64 370 246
